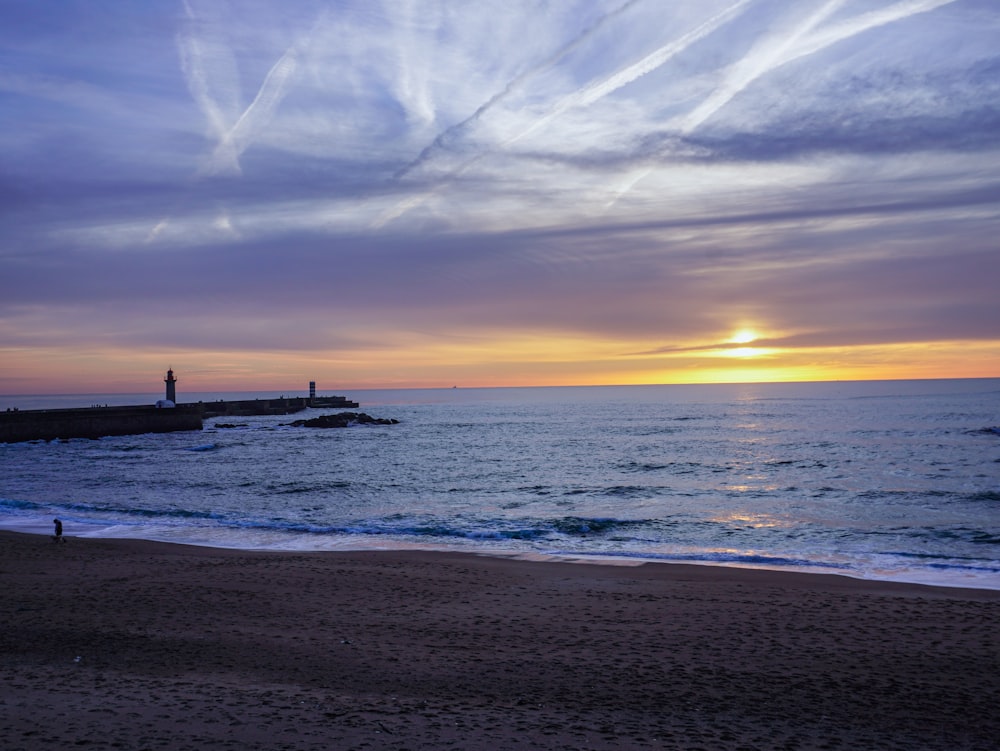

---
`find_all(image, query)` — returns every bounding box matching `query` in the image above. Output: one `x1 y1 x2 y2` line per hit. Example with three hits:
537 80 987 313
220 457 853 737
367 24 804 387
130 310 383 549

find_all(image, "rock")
286 412 398 429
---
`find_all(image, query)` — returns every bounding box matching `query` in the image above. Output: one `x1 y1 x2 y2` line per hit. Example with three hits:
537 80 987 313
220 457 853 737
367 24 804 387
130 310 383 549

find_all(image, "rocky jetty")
286 412 398 429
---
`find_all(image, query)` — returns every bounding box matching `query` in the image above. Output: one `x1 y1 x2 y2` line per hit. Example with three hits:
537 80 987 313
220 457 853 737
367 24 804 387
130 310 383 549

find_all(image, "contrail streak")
780 0 958 66
154 2 321 242
678 0 959 138
178 0 239 159
507 0 754 147
396 0 644 180
607 0 959 207
672 0 847 136
179 0 325 177
177 35 228 141
151 0 244 240
204 42 301 176
377 0 748 228
178 0 244 174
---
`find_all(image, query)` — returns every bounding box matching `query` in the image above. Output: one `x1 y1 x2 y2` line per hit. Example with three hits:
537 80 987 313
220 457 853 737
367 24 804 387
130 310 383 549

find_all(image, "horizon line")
3 374 998 399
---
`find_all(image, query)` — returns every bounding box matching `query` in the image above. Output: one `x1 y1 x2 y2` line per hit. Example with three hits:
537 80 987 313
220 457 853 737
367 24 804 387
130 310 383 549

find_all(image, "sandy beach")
2 531 997 750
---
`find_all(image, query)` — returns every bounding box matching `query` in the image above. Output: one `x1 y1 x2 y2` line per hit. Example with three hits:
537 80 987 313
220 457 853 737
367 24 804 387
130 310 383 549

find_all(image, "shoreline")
5 521 999 592
3 530 998 750
6 529 998 599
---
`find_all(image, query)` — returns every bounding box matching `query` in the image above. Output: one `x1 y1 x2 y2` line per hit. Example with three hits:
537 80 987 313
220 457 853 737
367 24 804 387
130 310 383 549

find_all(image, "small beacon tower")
164 368 177 403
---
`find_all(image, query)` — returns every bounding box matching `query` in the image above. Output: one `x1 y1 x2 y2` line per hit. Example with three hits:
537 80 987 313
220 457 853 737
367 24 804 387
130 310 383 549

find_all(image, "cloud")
604 0 963 204
178 0 327 177
396 0 647 179
1 0 998 387
378 0 756 225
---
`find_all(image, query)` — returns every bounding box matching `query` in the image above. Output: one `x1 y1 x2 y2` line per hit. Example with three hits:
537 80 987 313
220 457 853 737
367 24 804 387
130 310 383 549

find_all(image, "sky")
2 0 999 394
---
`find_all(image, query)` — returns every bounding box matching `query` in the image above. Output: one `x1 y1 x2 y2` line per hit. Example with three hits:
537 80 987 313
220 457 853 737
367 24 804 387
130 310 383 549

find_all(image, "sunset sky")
2 0 998 394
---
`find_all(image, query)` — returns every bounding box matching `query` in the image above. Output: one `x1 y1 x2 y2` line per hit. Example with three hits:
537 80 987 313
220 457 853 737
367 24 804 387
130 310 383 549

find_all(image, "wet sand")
2 530 998 750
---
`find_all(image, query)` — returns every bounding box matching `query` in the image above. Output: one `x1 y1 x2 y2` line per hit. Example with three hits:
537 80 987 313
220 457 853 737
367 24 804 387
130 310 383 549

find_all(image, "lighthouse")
164 368 177 403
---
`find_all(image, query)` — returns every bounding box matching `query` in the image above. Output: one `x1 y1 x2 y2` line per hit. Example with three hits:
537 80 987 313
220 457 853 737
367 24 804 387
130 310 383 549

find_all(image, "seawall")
1 395 360 443
0 405 204 443
198 395 358 419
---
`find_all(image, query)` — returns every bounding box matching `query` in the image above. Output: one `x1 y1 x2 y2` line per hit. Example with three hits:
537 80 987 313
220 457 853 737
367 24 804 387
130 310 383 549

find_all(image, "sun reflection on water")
711 512 789 528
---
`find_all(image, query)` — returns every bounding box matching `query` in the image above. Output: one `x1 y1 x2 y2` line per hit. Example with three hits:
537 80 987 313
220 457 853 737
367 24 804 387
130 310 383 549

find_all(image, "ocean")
2 379 999 589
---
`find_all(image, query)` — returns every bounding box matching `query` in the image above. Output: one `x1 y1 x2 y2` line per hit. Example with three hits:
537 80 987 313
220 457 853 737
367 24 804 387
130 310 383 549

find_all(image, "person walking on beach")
53 518 65 543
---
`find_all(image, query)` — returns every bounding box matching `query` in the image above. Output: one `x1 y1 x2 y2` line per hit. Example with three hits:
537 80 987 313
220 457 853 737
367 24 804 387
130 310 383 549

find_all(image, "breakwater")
199 395 357 419
0 405 204 443
0 395 359 443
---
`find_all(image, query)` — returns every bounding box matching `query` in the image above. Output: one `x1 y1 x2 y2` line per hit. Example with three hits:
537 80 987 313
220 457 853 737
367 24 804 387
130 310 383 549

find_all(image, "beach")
2 531 998 750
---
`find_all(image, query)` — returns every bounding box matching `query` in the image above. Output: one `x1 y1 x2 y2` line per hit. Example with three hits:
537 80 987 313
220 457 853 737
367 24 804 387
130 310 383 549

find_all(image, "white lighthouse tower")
164 368 177 404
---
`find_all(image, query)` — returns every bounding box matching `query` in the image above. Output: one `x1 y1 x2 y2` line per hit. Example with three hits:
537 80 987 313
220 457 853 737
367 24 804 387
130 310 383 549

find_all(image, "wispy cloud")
513 0 755 144
1 0 997 389
379 0 753 226
179 1 325 177
607 0 961 205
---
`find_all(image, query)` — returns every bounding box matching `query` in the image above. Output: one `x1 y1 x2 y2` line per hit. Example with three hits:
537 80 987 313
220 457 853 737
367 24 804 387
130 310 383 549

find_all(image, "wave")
263 480 354 495
330 515 646 542
544 549 849 570
0 496 224 521
966 426 1000 436
880 549 1000 569
544 549 1000 577
967 491 1000 502
0 498 42 512
562 485 664 499
184 443 218 452
188 514 653 544
918 527 1000 545
619 461 671 473
924 562 1000 574
1 497 643 541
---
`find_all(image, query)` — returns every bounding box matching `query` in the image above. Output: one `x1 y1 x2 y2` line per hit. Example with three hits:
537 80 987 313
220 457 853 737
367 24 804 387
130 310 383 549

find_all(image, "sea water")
2 380 999 589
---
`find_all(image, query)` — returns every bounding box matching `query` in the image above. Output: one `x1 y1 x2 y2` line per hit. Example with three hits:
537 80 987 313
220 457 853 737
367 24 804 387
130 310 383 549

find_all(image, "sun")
723 328 770 358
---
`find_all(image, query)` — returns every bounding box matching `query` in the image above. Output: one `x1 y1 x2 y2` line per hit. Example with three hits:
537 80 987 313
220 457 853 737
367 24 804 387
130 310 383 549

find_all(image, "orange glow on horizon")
1 336 998 395
723 347 772 358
